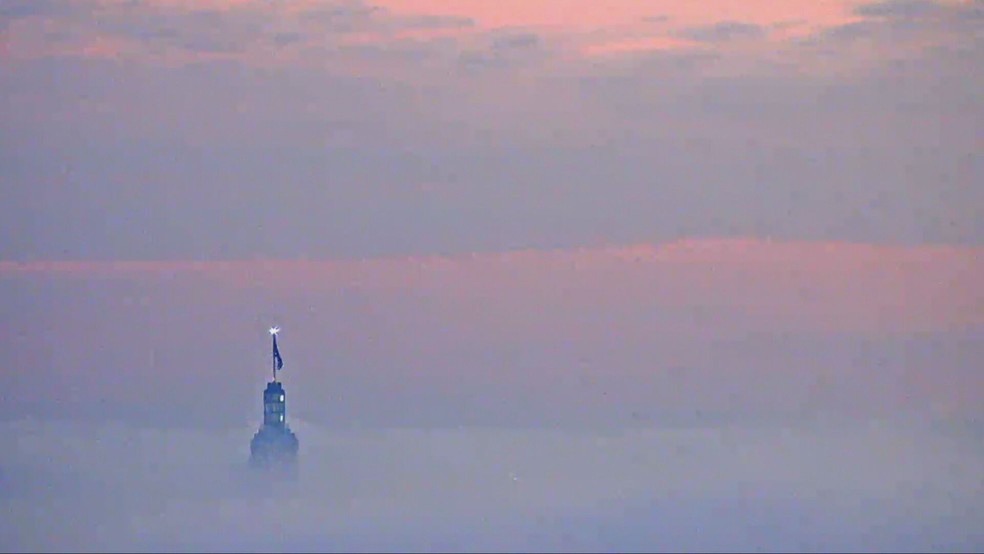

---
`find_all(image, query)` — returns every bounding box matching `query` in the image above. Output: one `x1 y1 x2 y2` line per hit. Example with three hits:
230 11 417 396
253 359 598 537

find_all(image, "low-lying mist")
2 418 981 552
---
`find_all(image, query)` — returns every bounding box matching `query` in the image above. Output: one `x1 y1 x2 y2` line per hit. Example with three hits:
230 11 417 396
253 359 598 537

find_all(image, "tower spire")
270 326 282 382
251 325 299 471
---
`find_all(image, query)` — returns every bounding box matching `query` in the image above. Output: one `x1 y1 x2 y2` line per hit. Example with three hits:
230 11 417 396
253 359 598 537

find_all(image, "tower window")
280 394 285 402
279 414 284 422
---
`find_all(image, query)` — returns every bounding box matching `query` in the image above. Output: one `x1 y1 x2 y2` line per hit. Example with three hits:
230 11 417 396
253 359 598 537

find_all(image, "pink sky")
4 238 979 338
1 6 981 550
2 0 966 66
2 238 980 428
0 1 980 427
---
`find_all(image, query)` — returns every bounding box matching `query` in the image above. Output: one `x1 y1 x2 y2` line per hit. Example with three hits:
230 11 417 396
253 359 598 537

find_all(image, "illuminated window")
279 414 284 422
280 394 285 402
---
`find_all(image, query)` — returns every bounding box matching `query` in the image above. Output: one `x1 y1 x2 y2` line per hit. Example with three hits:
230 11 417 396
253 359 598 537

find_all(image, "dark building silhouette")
250 327 299 470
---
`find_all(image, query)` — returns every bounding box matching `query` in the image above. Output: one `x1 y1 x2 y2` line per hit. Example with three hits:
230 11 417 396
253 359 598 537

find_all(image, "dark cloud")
492 31 541 51
3 35 981 260
458 30 546 70
0 0 74 19
829 0 984 39
818 20 879 41
337 40 443 63
856 0 953 19
5 1 287 56
398 13 475 29
290 1 380 32
680 20 767 42
272 31 305 47
1 0 470 57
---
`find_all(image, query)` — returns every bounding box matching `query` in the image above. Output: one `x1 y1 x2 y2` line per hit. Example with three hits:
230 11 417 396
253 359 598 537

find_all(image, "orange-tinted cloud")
580 35 698 57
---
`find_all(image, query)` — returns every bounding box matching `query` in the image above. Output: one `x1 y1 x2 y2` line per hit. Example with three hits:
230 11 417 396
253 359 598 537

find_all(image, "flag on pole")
273 334 284 371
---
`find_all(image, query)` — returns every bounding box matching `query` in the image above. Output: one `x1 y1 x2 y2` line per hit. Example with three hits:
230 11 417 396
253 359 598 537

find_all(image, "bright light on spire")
269 326 280 335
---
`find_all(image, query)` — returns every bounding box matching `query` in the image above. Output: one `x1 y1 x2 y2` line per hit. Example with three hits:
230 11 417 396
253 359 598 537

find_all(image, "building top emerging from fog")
249 328 298 470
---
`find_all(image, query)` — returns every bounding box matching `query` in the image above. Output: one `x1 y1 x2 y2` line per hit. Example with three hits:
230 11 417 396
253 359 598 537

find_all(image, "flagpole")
270 326 283 383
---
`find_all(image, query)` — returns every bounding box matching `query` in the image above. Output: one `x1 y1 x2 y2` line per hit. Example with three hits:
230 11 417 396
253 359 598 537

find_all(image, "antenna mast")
269 326 281 382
